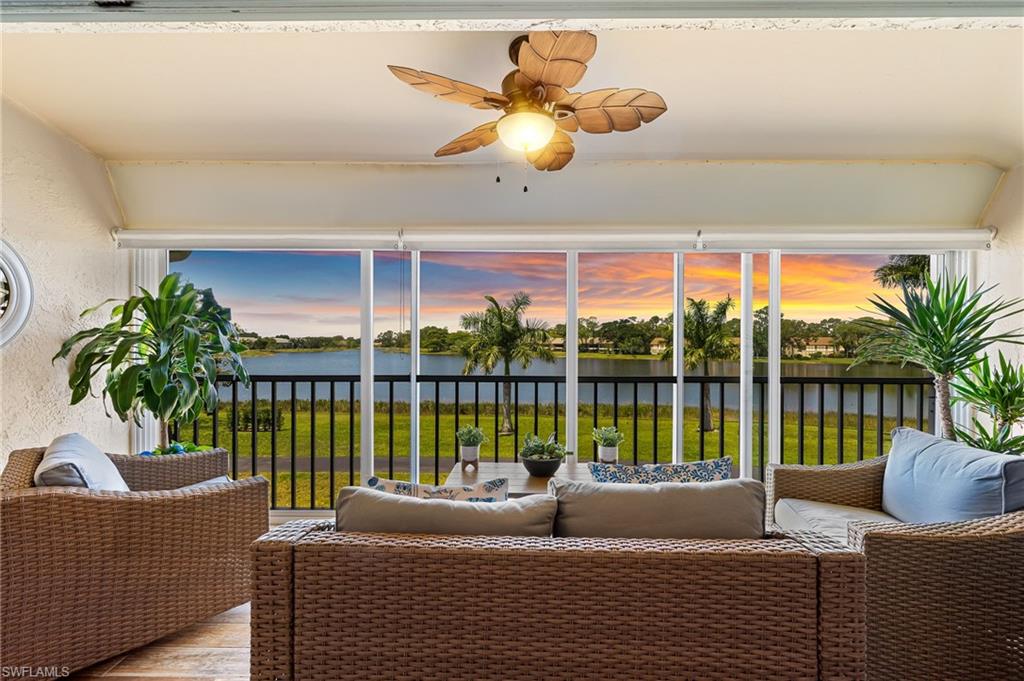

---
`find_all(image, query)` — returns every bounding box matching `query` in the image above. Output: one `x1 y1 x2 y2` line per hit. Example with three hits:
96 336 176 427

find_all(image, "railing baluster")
349 381 355 485
916 384 925 430
553 381 559 441
212 388 220 450
494 383 500 462
453 381 460 463
193 418 200 448
329 381 335 506
251 379 258 485
718 381 725 459
631 382 639 464
592 382 599 461
779 386 786 464
758 382 765 480
652 383 659 465
310 381 316 509
876 384 884 457
798 384 805 465
698 382 706 462
533 383 539 436
231 380 239 478
857 384 865 461
270 381 277 509
474 382 480 427
434 381 440 484
389 380 395 478
897 384 905 428
817 382 825 465
514 382 520 460
837 383 845 465
290 381 297 509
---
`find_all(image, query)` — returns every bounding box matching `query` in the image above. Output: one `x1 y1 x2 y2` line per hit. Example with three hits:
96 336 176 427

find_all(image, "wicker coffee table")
444 460 593 497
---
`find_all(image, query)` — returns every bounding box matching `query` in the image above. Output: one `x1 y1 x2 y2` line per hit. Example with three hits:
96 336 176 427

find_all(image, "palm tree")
460 292 555 434
663 297 737 431
873 254 930 289
854 274 1024 440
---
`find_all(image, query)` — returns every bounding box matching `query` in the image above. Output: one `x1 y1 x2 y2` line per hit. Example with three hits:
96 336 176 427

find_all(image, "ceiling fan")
388 31 667 172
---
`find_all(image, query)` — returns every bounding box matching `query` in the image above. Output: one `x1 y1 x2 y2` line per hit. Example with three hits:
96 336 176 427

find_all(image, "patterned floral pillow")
588 457 732 484
643 457 732 482
364 476 509 502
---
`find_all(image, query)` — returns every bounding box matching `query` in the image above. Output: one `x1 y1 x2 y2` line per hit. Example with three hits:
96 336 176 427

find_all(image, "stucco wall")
976 164 1024 365
0 99 129 468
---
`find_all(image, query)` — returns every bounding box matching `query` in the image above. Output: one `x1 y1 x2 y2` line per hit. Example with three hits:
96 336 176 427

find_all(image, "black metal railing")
169 373 933 510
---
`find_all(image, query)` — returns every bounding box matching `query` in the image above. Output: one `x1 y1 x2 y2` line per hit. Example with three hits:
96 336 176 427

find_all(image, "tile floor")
70 603 251 680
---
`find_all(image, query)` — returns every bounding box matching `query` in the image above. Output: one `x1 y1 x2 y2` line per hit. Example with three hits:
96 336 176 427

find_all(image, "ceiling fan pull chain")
495 158 501 183
523 158 529 193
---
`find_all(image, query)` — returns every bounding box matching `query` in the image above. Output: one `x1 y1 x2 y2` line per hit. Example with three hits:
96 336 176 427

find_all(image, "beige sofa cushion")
774 498 899 546
548 477 765 539
336 486 556 536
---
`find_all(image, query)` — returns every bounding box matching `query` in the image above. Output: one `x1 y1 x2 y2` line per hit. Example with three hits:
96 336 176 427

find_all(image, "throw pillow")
548 477 765 539
588 457 732 484
336 487 556 536
33 433 130 491
365 475 509 502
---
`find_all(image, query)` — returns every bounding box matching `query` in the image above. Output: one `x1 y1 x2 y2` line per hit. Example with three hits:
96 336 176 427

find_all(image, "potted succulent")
53 273 249 453
520 433 565 477
455 425 487 463
592 426 625 463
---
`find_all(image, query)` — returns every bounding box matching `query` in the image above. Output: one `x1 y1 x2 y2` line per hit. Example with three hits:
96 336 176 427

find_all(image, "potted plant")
53 273 249 452
592 426 625 463
855 273 1023 440
455 425 486 463
520 432 565 477
952 351 1024 454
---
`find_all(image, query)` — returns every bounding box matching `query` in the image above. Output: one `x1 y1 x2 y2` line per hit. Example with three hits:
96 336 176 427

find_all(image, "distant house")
649 337 669 354
802 336 841 356
273 336 293 349
547 336 566 351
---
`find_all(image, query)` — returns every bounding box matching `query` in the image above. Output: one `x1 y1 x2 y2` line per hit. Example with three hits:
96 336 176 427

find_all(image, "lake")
224 349 930 417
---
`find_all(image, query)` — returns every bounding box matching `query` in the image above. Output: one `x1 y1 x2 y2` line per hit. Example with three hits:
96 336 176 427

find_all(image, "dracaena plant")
854 274 1024 440
952 351 1024 454
53 273 249 433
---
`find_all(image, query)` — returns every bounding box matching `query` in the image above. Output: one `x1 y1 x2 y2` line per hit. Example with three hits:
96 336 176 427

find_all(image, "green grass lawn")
188 400 923 510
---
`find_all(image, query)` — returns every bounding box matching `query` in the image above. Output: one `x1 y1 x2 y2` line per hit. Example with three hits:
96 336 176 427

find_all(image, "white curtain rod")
113 225 996 252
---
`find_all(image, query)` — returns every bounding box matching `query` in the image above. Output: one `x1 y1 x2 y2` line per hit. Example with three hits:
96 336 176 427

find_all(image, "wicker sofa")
252 520 865 681
0 447 269 675
767 456 1024 681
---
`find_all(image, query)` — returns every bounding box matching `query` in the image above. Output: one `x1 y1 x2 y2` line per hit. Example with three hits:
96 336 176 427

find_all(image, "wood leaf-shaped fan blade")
434 121 499 157
526 130 575 171
388 65 510 110
515 31 598 102
559 88 667 134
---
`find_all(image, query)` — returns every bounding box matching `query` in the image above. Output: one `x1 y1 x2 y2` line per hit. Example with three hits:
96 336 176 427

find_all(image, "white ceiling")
3 28 1022 166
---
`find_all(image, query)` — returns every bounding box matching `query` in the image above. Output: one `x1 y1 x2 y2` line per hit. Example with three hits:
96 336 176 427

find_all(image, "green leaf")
116 364 145 416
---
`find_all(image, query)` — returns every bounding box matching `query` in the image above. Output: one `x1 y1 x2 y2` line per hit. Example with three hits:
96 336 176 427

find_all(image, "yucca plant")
854 274 1024 440
53 273 249 442
953 352 1024 453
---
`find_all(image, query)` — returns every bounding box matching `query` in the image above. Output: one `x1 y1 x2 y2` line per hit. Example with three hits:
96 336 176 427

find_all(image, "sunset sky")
171 250 897 337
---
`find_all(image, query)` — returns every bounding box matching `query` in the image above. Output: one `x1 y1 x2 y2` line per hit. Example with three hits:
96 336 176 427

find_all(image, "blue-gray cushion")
774 498 899 546
883 427 1024 523
34 433 130 491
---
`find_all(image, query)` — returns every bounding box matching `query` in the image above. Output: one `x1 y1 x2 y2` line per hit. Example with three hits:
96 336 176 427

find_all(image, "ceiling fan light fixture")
496 111 556 152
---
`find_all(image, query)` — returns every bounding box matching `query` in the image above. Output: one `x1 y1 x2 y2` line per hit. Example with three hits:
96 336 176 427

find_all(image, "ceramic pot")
598 445 618 463
460 445 480 462
522 457 562 477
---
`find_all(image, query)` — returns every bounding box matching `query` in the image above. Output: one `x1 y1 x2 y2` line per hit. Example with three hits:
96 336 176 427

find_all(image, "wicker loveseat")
0 447 269 675
767 456 1024 681
252 520 865 681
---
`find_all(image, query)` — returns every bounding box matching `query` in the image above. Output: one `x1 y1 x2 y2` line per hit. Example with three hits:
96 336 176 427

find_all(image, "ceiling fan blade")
560 88 667 134
526 130 575 171
388 65 509 110
434 121 500 157
516 31 598 102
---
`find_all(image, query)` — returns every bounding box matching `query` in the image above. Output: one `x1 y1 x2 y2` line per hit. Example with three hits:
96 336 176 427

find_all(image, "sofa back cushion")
336 486 556 536
883 427 1024 523
33 433 130 491
548 477 765 539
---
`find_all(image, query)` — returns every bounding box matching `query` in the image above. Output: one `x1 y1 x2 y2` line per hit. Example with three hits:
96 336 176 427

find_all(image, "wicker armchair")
0 447 269 675
252 520 865 680
767 457 1024 681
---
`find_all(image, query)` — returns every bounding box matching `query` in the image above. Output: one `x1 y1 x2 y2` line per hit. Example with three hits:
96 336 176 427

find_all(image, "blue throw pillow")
588 458 732 484
882 427 1024 524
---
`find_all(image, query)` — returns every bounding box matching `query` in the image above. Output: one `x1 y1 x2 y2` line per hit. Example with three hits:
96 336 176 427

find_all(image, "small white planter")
460 445 480 462
598 445 619 464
